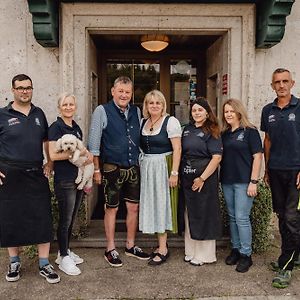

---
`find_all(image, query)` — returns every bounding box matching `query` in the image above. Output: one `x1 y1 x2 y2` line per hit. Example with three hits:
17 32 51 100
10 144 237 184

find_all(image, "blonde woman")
220 98 262 273
48 93 93 276
139 90 181 266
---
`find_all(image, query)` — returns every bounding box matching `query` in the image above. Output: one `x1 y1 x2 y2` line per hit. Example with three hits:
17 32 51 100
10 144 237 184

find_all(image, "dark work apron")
180 157 222 240
0 160 53 247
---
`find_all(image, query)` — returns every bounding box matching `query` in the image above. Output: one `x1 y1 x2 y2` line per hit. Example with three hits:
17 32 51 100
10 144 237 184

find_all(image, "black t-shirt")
48 117 83 182
181 124 223 159
220 127 263 184
260 95 300 170
0 102 48 163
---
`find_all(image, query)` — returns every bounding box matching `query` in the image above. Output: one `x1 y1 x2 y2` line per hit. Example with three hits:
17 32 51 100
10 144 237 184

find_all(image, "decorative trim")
256 0 295 48
27 0 58 47
27 0 295 48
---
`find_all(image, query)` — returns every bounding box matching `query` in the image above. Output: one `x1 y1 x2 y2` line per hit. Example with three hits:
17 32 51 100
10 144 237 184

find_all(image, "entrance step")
70 220 229 249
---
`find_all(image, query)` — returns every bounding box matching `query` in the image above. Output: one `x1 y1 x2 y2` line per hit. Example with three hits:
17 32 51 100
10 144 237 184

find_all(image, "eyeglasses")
14 86 33 92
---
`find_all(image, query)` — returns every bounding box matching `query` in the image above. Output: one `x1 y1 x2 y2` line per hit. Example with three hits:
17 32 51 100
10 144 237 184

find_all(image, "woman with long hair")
220 98 262 273
180 97 222 266
139 90 181 266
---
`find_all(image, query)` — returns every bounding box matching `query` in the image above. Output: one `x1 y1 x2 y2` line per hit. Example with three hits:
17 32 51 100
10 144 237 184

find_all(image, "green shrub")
220 181 273 253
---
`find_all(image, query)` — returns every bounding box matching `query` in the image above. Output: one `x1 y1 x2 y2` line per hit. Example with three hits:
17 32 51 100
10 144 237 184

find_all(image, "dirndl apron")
0 160 53 247
180 157 222 240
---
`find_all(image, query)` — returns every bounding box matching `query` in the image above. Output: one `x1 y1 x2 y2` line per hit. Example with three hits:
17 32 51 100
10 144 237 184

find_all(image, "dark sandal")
148 252 168 266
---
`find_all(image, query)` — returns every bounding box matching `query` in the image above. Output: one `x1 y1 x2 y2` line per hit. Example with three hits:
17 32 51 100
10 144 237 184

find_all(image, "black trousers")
54 180 84 256
269 169 300 271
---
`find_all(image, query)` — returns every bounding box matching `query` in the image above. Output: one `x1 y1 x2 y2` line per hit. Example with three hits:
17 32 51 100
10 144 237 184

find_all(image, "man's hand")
0 171 5 185
93 170 102 185
43 161 53 178
296 171 300 190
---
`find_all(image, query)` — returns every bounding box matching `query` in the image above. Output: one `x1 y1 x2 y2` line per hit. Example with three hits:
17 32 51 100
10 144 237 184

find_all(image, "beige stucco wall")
0 0 60 125
252 0 300 127
0 0 299 131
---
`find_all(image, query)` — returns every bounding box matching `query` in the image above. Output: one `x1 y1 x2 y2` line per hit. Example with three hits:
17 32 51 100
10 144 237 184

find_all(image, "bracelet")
171 170 179 176
94 169 100 173
250 179 258 184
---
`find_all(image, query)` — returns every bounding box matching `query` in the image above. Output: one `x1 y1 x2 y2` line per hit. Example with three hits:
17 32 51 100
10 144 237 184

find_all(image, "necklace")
149 116 161 132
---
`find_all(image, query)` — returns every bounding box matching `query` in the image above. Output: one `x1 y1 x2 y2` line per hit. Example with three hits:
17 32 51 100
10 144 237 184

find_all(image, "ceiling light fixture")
141 34 169 52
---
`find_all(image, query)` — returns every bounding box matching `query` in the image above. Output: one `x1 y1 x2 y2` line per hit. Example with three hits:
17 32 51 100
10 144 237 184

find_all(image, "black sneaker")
125 246 150 260
236 254 253 273
104 249 123 267
6 262 21 282
39 264 60 284
225 248 240 265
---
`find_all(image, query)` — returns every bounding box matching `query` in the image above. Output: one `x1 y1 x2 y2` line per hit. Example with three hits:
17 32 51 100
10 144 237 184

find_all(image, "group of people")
0 68 299 289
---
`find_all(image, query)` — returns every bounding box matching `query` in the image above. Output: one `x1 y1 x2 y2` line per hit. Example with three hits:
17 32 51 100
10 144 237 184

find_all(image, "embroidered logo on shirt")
268 114 276 123
7 118 20 126
288 113 296 121
35 118 41 126
237 132 244 141
197 132 205 137
183 130 190 136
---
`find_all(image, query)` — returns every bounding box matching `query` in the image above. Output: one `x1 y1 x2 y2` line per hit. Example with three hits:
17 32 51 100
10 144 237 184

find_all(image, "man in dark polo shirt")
88 76 149 267
261 68 300 288
0 74 60 283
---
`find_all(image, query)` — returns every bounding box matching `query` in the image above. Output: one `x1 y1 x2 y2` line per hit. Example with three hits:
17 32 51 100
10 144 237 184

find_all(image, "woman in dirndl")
139 90 181 266
180 97 223 266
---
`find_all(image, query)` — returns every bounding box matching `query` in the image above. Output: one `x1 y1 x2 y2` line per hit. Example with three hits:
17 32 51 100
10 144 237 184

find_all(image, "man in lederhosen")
0 74 60 284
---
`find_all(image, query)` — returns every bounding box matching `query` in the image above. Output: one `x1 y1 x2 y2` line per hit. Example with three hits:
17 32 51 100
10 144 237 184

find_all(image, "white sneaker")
59 255 81 276
68 249 84 265
55 249 84 265
190 258 204 266
184 255 193 262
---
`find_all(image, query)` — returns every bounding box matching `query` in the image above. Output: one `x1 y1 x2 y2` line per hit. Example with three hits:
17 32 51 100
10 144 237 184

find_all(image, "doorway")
90 33 222 220
60 2 256 223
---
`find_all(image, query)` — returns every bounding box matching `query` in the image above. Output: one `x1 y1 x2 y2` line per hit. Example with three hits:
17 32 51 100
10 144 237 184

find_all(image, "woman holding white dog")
48 93 93 276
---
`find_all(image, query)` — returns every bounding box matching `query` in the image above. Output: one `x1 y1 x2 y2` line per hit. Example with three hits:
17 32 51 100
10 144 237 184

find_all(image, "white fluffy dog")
55 134 94 192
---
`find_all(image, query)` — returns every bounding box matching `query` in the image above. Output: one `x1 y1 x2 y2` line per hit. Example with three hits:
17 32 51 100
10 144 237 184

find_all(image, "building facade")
0 0 299 220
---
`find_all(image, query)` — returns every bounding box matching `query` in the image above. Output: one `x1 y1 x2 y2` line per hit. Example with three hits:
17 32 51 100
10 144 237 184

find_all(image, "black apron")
0 160 53 247
180 157 222 240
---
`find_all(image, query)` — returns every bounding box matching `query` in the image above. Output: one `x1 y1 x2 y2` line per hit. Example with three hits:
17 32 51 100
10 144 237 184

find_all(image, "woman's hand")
169 174 178 188
83 150 94 166
43 161 53 178
247 182 257 197
192 177 204 192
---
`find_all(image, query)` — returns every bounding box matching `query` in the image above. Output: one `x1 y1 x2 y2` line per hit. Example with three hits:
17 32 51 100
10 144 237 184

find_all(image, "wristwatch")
171 171 179 176
250 179 258 184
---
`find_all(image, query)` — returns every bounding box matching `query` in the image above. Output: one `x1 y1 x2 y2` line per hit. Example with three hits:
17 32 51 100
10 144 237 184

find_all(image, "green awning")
27 0 295 48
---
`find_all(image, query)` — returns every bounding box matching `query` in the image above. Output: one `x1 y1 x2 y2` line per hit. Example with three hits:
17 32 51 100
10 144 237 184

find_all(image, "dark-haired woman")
180 97 222 266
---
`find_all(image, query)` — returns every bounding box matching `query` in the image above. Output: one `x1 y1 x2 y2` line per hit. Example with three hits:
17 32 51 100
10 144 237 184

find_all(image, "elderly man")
261 68 300 288
0 74 60 283
88 76 149 267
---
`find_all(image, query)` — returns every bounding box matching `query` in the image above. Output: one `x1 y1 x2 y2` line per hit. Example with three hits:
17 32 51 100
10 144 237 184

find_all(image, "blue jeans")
222 183 254 256
54 181 84 256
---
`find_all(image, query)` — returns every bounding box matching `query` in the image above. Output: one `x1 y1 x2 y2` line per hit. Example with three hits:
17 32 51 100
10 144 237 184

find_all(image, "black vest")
101 101 140 167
